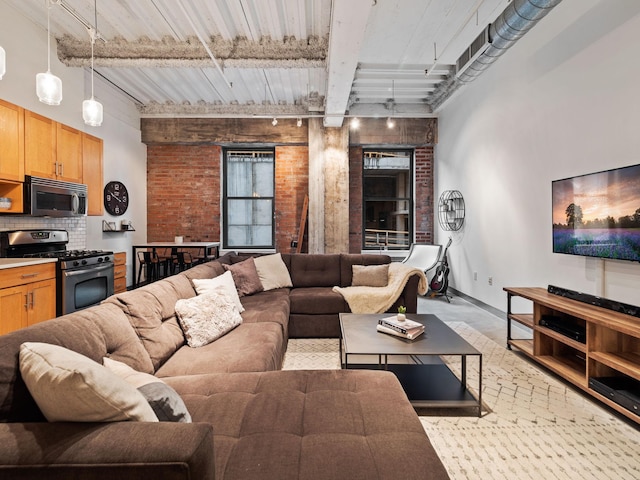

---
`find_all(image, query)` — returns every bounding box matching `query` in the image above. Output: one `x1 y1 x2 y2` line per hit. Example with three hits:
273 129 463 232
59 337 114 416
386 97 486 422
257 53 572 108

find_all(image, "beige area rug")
282 324 640 480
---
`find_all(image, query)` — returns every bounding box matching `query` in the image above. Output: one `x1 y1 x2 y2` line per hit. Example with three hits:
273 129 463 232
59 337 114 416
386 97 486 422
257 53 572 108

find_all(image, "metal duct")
458 0 563 83
429 0 563 110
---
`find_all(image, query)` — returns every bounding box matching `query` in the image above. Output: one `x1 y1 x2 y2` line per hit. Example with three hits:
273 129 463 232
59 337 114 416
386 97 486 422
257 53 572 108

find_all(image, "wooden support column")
308 118 325 253
323 124 350 253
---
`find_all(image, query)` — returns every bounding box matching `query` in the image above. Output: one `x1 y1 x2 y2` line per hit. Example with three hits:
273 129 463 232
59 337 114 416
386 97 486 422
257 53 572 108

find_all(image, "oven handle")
63 263 114 276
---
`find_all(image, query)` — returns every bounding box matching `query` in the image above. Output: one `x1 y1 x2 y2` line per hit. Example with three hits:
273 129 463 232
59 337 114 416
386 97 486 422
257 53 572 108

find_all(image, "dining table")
131 241 220 284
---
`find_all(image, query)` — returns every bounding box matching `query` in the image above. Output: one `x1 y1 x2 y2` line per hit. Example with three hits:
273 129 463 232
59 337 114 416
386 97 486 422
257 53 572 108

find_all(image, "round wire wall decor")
438 190 465 231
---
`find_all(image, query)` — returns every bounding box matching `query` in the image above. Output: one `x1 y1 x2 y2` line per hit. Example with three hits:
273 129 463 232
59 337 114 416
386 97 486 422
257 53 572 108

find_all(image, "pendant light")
82 0 102 126
0 46 5 79
36 0 62 105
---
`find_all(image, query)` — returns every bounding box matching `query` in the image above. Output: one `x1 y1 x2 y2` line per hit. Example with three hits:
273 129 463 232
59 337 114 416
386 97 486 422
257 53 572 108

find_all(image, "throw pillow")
175 289 243 348
192 271 245 312
351 264 389 287
254 253 293 291
19 342 158 423
222 257 264 297
103 357 191 423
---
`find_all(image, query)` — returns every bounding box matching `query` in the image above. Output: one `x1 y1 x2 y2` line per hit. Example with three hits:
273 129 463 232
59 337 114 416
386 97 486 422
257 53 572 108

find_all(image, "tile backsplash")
0 217 87 250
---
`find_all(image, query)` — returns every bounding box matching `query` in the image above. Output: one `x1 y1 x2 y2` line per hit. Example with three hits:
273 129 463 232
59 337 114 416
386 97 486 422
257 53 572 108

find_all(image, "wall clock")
103 181 129 216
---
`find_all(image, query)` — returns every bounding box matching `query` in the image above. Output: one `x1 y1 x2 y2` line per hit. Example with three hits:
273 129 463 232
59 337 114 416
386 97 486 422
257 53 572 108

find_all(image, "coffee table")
339 313 482 416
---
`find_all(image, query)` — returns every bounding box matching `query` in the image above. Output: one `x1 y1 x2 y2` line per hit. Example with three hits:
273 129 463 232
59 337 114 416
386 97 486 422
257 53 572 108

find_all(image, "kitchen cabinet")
0 99 24 182
24 111 83 183
114 252 127 293
82 132 104 215
0 263 56 334
56 123 83 183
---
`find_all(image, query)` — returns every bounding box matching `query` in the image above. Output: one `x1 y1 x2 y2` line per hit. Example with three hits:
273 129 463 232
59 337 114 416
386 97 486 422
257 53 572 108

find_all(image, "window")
363 149 413 250
223 149 274 249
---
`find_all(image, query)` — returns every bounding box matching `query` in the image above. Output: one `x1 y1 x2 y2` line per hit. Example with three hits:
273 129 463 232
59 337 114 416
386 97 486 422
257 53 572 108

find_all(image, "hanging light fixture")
82 0 102 126
296 117 302 128
272 117 278 126
36 0 62 105
0 46 6 79
350 117 360 129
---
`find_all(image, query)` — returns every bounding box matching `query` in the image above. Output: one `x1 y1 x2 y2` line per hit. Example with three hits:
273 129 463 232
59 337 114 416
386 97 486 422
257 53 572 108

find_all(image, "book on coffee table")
378 316 423 334
376 323 425 340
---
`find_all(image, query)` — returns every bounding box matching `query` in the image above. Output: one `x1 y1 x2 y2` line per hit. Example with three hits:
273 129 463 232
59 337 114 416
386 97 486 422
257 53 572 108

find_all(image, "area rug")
281 324 640 480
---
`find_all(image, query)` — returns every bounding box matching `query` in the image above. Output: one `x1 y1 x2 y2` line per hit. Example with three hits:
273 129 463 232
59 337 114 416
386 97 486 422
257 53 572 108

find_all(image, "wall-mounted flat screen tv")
552 163 640 262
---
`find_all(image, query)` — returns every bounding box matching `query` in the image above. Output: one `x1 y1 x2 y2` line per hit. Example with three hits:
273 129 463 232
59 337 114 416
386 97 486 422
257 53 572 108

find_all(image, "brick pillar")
415 146 434 244
275 146 309 253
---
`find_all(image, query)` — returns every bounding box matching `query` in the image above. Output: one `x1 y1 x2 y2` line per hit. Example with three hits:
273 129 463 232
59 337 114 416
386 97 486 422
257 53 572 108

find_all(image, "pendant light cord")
90 0 97 98
46 0 51 72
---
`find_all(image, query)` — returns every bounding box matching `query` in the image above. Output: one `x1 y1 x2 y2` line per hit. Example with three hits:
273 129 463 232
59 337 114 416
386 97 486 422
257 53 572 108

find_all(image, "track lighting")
386 117 395 129
296 117 302 127
272 117 278 126
36 0 62 105
0 46 5 79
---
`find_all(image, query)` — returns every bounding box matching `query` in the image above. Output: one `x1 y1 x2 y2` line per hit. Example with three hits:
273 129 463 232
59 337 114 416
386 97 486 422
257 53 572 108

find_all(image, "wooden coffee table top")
339 313 480 357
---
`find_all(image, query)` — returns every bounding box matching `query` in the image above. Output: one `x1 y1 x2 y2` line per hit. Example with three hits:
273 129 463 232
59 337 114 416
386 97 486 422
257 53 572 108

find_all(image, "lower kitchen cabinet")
114 252 127 293
0 263 56 334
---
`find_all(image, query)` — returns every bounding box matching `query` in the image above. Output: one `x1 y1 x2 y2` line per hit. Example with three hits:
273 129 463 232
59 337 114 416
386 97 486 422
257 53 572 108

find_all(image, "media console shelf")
505 287 640 424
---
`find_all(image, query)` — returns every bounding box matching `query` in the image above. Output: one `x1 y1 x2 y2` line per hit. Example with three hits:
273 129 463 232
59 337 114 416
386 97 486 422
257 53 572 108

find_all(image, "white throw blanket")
332 263 428 314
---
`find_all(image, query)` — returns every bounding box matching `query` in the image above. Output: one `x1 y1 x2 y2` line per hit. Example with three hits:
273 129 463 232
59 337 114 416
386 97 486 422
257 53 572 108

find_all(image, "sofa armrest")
388 273 420 313
0 422 214 479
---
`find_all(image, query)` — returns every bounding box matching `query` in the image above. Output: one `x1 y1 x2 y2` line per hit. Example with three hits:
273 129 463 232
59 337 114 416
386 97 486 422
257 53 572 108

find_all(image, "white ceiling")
4 0 513 124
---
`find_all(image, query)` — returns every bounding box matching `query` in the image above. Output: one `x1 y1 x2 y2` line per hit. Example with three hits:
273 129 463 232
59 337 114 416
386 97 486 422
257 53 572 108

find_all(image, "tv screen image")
552 163 640 262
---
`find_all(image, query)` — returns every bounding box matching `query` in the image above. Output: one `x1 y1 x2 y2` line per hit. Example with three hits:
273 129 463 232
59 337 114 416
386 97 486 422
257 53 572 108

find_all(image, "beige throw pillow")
19 342 158 423
175 289 243 348
351 264 389 287
254 253 293 291
192 271 244 312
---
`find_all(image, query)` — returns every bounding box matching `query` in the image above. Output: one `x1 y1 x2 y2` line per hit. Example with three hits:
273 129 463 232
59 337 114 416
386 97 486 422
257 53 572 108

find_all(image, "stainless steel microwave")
24 175 87 217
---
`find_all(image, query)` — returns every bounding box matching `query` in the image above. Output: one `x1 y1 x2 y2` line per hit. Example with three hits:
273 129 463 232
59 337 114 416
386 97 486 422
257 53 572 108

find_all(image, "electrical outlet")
488 276 493 286
290 240 298 248
473 272 478 281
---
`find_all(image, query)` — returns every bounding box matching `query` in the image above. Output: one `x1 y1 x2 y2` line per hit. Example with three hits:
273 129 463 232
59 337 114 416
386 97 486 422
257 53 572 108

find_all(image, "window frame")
361 148 414 251
222 147 276 250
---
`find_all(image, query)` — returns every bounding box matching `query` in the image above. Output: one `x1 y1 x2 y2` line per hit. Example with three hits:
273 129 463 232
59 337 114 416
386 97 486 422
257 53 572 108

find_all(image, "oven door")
59 263 114 315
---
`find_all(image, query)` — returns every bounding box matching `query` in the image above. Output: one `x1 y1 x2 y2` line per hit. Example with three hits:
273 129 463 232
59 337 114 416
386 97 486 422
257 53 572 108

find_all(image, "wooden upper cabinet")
56 123 83 183
82 132 104 215
0 99 25 182
24 110 57 179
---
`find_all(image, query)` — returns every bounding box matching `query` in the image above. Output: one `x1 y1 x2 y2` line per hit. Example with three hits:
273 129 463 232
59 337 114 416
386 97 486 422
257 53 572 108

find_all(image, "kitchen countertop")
0 258 58 270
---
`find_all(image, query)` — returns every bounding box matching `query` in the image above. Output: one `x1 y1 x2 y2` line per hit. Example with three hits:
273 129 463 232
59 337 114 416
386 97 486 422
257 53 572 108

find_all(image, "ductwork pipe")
429 0 562 109
458 0 563 83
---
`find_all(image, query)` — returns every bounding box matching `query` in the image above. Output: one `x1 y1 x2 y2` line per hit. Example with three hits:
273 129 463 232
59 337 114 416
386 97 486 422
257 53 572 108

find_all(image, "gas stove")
0 229 115 315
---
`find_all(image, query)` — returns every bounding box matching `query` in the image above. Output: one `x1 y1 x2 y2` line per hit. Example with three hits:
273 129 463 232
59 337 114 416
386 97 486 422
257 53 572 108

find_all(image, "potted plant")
397 305 407 322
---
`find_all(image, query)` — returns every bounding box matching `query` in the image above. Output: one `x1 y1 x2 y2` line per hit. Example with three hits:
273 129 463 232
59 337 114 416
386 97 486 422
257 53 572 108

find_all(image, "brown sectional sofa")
0 252 448 479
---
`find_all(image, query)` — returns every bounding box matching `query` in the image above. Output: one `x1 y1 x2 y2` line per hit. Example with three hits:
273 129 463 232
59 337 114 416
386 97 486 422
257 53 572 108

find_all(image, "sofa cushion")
155 322 285 377
289 254 341 287
103 357 191 423
19 342 158 423
105 275 194 372
289 287 348 315
254 253 293 290
166 369 449 480
175 290 243 348
351 264 389 287
340 254 391 287
192 271 244 313
239 289 290 338
223 257 264 297
183 259 226 281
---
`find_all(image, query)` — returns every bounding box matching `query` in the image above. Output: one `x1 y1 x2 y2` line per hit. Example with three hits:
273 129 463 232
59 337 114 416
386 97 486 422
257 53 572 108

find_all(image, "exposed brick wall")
415 146 434 244
275 146 309 253
348 146 363 253
147 144 221 242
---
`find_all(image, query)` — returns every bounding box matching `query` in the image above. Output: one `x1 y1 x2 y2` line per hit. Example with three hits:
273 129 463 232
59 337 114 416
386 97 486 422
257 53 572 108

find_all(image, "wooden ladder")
296 195 308 253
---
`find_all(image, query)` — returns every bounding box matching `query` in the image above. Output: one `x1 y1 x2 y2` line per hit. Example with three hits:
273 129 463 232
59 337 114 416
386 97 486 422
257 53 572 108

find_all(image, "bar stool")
136 251 160 286
171 251 194 273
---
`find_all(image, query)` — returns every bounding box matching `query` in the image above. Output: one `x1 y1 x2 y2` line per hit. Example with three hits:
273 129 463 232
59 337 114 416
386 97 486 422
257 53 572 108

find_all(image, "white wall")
0 2 147 281
436 0 640 311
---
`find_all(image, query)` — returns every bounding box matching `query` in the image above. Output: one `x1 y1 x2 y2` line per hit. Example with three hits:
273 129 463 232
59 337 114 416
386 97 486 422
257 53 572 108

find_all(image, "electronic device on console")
539 315 586 343
589 376 640 417
547 285 640 319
